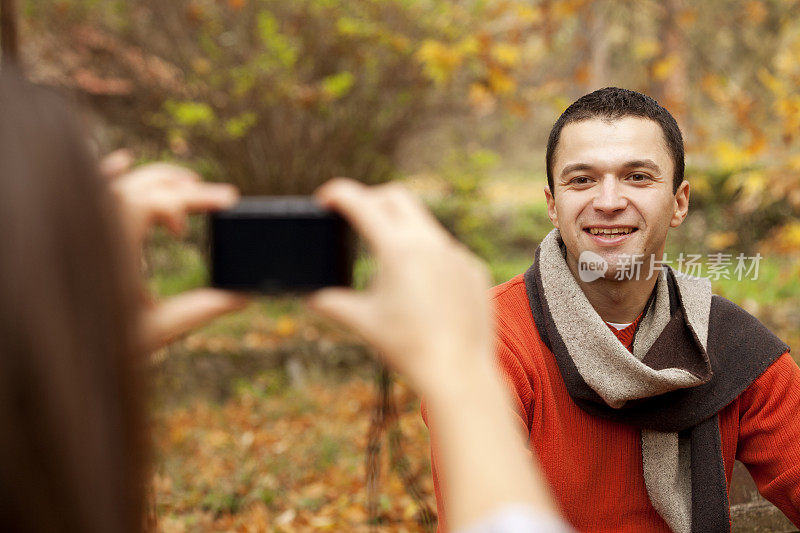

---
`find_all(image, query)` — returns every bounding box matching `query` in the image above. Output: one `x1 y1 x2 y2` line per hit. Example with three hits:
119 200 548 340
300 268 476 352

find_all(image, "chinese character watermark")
577 251 763 282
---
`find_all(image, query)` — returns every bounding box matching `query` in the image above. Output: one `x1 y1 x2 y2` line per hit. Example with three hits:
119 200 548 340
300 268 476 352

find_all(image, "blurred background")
13 0 800 530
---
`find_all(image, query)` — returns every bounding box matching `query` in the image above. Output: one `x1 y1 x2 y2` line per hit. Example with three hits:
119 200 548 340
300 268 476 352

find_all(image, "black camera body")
208 197 355 293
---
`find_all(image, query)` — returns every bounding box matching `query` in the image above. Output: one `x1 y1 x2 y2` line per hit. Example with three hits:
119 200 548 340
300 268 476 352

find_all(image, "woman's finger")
308 287 377 340
371 181 451 238
314 178 398 257
99 149 135 179
140 289 250 352
173 181 240 212
130 180 239 238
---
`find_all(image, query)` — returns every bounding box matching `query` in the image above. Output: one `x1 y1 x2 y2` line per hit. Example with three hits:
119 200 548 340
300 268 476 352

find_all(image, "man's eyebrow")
623 159 662 173
559 163 594 178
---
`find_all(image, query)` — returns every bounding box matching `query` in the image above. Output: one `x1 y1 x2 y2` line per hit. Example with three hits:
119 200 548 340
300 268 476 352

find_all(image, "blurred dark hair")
0 68 147 532
545 87 685 194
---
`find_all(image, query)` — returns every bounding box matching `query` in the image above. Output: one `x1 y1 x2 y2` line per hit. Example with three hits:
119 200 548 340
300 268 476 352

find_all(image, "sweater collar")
606 314 641 351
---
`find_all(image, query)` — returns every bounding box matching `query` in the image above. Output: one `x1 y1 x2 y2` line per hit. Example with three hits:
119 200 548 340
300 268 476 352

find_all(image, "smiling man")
424 88 800 532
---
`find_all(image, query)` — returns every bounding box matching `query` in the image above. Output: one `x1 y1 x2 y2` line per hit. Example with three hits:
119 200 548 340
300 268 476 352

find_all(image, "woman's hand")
309 177 494 394
103 149 249 352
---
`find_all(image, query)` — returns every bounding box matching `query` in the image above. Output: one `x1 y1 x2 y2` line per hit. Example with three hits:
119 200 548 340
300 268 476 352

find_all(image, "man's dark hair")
545 87 684 194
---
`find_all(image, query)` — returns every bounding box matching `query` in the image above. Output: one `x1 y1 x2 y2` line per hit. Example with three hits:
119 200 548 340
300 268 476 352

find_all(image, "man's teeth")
588 227 635 235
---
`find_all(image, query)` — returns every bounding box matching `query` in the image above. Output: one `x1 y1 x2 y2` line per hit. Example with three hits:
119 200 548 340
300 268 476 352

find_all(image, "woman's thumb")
308 288 374 339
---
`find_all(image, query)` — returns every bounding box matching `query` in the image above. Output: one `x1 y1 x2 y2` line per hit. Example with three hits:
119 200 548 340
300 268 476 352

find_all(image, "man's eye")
628 173 650 182
571 176 592 185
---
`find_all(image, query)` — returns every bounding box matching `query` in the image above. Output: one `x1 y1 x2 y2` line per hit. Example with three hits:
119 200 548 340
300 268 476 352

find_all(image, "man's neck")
566 258 659 324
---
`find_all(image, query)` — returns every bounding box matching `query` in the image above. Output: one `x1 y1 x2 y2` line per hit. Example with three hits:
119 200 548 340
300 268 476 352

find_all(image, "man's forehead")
555 117 672 170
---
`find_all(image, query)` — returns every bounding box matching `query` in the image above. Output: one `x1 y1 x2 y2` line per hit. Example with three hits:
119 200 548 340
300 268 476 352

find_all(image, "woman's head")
0 69 146 532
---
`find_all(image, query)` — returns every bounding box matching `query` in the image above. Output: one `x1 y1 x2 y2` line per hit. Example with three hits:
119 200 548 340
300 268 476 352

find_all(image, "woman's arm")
310 178 560 531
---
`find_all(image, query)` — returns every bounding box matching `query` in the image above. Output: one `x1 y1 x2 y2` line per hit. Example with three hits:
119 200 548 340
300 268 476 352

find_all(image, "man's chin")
574 247 651 283
605 252 661 282
600 265 634 282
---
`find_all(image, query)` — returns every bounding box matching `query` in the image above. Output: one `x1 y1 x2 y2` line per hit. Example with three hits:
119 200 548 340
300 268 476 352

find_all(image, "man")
425 87 800 532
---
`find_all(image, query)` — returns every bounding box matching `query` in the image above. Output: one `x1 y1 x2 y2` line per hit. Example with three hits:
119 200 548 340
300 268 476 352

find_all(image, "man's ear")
670 180 690 228
544 186 559 228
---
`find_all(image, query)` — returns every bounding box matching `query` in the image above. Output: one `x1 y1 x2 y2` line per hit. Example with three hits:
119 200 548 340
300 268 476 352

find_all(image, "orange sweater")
424 274 800 532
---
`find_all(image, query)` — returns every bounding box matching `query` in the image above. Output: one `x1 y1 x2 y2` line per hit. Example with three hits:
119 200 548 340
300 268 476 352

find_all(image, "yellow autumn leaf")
403 500 419 520
742 170 767 196
553 95 571 113
416 40 463 85
491 42 521 67
488 67 516 95
775 48 796 74
689 173 711 196
776 95 800 130
706 231 738 251
652 54 679 81
205 429 230 449
468 83 496 114
713 140 752 170
758 68 786 97
763 222 800 254
701 74 727 103
787 155 800 172
633 39 660 61
516 4 542 24
781 222 800 251
456 36 479 56
554 0 586 18
169 424 189 446
275 315 297 337
309 515 335 529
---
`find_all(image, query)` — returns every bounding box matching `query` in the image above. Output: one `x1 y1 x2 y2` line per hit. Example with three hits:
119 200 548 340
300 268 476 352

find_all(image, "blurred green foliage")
431 148 501 259
670 161 800 255
28 0 514 194
430 147 552 263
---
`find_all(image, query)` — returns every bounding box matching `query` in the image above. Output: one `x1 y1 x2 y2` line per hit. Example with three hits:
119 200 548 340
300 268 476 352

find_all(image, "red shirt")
424 274 800 532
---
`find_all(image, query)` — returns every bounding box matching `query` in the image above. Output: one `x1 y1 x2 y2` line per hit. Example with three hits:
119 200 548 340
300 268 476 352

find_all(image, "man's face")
544 117 690 280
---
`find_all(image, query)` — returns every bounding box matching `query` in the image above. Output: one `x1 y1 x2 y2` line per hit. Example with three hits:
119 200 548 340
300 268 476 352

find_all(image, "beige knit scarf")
525 229 788 532
539 229 709 532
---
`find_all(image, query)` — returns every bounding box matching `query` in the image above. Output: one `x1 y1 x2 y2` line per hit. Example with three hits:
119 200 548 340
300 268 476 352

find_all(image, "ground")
152 369 434 532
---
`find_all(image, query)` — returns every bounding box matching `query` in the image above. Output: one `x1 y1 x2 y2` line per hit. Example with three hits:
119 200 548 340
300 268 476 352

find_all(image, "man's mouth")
584 227 638 236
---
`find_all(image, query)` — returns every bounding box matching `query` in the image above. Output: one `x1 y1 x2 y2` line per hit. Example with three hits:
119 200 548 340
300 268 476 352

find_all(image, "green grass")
489 255 535 284
147 241 208 297
710 256 800 306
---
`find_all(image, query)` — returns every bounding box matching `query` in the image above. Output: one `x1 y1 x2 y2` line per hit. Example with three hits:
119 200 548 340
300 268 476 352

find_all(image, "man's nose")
592 177 627 213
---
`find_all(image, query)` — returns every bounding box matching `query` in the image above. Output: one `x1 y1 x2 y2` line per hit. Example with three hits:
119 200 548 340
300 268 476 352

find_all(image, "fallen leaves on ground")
152 375 435 532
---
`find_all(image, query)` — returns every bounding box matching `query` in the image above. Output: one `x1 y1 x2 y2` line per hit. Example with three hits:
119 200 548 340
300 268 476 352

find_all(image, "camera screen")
210 198 354 292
